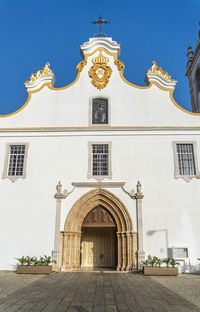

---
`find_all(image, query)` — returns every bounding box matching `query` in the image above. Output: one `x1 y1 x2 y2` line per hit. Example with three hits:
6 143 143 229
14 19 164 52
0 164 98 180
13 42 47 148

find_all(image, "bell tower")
186 23 200 113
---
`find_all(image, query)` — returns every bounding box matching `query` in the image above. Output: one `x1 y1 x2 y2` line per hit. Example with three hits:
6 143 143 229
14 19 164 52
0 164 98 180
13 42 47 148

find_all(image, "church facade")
1 27 200 272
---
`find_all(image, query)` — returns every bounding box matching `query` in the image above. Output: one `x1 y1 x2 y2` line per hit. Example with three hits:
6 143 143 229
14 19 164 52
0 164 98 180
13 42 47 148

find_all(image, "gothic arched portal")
60 189 137 271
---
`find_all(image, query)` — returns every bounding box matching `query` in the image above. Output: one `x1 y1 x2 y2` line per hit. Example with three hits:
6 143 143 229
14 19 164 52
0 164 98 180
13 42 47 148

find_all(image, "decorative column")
52 182 67 267
116 232 122 271
126 231 132 271
131 232 137 270
135 181 145 270
121 232 127 270
71 232 80 269
68 233 73 268
75 232 81 270
62 232 69 270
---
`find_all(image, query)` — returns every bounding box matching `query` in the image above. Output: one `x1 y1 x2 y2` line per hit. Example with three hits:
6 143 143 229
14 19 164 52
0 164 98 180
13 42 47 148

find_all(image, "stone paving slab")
0 271 43 299
0 272 200 312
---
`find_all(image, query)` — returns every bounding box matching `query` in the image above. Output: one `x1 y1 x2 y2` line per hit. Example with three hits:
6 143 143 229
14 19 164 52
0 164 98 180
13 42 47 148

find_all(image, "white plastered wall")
0 132 200 270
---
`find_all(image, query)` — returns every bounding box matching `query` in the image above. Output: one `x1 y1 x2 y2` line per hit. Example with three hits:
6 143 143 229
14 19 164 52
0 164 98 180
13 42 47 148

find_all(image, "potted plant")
16 255 52 274
143 255 179 276
162 257 171 267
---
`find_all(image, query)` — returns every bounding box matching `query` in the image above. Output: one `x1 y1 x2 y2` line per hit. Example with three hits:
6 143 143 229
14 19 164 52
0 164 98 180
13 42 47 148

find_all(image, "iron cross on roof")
91 15 110 37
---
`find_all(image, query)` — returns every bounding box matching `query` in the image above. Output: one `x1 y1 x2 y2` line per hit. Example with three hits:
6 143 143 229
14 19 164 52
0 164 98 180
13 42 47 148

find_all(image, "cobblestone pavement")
0 272 200 312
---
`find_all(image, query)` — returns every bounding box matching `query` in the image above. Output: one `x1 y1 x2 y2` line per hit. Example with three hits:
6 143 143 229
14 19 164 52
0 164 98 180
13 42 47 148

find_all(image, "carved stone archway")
59 189 137 271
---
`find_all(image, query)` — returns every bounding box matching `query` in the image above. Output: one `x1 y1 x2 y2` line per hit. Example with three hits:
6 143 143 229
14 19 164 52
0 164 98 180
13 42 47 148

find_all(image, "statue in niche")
92 98 108 124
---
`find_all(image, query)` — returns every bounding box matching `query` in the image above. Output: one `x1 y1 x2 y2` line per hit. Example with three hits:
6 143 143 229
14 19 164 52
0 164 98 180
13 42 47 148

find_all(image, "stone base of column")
52 250 59 265
117 266 121 271
137 250 145 271
61 265 71 271
126 266 132 272
52 265 60 272
60 265 81 271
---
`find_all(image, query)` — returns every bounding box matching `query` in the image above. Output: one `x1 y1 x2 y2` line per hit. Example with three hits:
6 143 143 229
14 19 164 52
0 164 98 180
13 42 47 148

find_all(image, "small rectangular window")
176 144 196 175
92 98 108 124
8 145 25 176
92 144 108 176
172 141 200 181
88 141 112 180
2 143 29 182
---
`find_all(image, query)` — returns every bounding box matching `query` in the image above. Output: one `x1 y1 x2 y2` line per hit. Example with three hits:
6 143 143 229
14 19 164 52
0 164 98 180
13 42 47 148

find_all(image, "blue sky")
0 0 199 115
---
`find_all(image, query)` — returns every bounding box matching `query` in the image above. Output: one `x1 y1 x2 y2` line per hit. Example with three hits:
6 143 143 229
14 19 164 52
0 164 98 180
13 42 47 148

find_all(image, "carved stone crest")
89 52 112 90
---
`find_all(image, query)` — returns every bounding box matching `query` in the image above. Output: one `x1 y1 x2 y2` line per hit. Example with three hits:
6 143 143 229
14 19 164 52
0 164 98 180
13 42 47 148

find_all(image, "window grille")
92 144 108 176
176 144 196 176
92 98 108 124
8 145 25 176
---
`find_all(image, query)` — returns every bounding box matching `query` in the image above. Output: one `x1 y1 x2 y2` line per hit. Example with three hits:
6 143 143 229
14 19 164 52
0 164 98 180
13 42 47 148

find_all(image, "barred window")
8 145 25 176
176 144 196 176
92 144 108 176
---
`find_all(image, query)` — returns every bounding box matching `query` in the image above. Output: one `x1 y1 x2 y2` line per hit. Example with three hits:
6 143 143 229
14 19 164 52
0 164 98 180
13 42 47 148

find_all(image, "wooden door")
81 227 115 268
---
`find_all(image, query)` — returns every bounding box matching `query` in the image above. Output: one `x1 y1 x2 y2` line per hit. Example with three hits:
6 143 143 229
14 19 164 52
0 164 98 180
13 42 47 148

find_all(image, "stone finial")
146 61 174 82
187 46 194 60
56 181 62 194
25 62 54 84
24 62 55 92
137 181 142 193
145 60 177 90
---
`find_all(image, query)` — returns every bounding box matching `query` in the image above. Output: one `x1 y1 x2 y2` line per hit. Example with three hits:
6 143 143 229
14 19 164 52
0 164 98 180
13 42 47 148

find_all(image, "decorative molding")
145 61 177 90
72 182 125 188
89 52 112 90
55 180 143 202
76 60 87 73
1 126 200 133
114 59 125 73
147 61 174 81
80 37 121 58
25 62 54 83
25 63 55 92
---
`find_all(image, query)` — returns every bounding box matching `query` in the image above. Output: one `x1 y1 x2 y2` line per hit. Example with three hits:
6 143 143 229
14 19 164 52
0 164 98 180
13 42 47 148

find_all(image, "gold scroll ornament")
89 52 112 90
